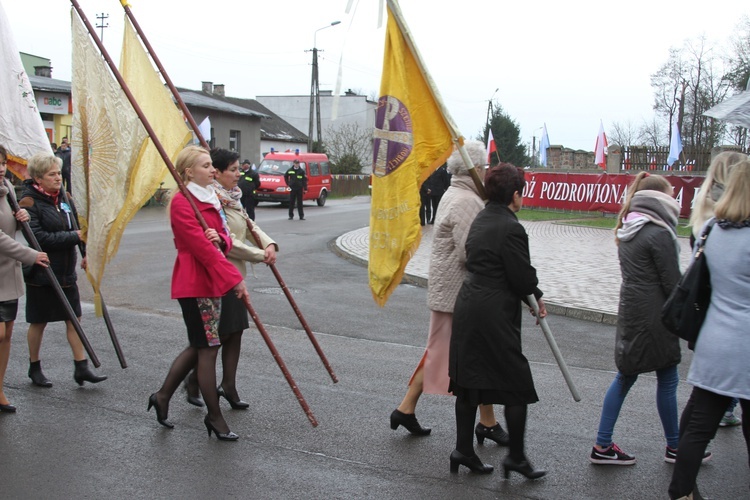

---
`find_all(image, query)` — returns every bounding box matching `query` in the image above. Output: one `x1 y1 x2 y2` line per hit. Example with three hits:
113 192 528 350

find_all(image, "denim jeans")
596 365 679 449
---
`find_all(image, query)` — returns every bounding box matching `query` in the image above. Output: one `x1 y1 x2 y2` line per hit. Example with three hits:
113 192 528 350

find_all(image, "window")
320 161 330 175
209 128 215 149
309 162 320 176
229 130 240 152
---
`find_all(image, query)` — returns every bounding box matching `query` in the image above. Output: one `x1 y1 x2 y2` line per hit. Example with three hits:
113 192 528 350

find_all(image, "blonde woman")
19 152 105 387
669 161 750 499
148 146 248 441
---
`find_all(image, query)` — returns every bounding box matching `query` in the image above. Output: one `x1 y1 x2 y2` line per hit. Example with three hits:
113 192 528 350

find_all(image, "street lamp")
308 21 341 152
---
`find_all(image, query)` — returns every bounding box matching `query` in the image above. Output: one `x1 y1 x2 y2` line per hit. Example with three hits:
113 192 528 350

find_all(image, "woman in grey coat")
0 145 48 412
669 161 750 500
589 172 687 466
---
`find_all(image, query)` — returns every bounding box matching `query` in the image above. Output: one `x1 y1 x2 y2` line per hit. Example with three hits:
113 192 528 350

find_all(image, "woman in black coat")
19 152 106 387
448 164 547 479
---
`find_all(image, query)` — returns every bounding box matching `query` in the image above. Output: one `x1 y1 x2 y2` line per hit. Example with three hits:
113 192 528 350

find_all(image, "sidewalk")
335 221 693 325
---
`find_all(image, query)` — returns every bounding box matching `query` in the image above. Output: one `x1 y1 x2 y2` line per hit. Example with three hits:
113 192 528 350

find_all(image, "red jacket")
170 191 242 299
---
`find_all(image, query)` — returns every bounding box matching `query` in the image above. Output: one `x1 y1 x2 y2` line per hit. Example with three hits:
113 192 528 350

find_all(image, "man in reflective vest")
238 160 261 220
284 159 308 220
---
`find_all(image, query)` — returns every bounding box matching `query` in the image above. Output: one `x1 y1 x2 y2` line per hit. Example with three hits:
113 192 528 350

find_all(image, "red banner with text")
522 172 704 218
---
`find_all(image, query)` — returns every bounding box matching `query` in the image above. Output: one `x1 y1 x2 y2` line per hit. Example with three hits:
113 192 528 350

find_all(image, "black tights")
187 332 244 401
455 397 528 461
157 345 229 433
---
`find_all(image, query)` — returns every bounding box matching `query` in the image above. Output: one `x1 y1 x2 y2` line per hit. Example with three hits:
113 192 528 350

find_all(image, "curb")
330 236 618 325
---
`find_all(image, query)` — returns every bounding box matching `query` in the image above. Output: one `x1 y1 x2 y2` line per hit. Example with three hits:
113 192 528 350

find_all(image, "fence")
620 146 712 172
331 174 371 197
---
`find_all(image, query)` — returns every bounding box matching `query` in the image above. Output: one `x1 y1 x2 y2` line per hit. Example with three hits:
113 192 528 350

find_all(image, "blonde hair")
28 152 62 180
614 172 673 243
714 161 750 223
689 151 747 237
175 145 210 184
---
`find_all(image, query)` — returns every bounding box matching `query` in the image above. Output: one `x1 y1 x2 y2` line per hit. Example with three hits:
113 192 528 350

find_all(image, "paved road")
0 197 746 499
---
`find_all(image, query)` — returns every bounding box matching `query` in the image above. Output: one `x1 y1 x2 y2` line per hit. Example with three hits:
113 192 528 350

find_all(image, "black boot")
73 359 107 386
28 360 53 387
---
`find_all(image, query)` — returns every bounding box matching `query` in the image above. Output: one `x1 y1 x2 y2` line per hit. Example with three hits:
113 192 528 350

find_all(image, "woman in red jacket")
148 146 248 441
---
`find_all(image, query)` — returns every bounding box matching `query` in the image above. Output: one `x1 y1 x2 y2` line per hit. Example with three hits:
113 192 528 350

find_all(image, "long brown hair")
614 172 673 243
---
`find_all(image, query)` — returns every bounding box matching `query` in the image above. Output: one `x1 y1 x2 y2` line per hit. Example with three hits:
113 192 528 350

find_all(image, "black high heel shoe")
217 386 249 410
502 456 546 480
390 409 431 436
184 378 204 407
147 393 174 429
475 422 510 446
204 415 239 441
449 450 494 474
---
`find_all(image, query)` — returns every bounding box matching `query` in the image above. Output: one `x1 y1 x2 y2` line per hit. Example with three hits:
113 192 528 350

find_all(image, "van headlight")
276 187 290 192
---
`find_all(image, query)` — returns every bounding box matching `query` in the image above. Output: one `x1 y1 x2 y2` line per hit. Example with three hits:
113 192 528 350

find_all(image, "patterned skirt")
178 297 222 348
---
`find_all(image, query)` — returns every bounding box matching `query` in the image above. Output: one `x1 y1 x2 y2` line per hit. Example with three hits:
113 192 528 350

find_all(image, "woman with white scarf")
588 172 705 466
148 146 248 441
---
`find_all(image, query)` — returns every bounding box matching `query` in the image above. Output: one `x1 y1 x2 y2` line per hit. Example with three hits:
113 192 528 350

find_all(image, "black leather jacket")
19 180 83 287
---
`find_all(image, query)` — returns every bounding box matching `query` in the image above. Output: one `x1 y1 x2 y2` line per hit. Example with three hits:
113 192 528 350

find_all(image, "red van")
255 152 332 206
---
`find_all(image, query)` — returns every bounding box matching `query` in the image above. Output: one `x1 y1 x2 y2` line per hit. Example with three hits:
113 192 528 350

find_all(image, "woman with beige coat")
390 141 509 445
0 145 48 412
183 148 278 408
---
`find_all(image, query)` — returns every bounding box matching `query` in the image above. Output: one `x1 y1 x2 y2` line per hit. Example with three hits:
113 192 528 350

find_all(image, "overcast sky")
5 0 747 152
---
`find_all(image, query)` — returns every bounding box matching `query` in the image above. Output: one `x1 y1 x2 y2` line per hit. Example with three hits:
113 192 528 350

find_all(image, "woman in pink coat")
148 146 248 441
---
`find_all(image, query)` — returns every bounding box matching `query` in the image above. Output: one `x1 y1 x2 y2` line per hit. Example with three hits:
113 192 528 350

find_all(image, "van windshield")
259 160 299 175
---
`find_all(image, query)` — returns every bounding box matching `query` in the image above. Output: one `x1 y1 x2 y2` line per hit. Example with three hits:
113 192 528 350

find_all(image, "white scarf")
186 182 221 212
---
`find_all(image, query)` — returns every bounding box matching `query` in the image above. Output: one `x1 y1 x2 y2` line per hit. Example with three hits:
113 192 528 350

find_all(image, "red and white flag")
486 129 497 164
594 120 607 169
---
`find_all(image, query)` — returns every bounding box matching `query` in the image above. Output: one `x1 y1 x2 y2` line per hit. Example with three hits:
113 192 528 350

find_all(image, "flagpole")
6 183 100 367
527 295 581 402
119 1 338 384
59 189 127 368
386 0 485 198
70 0 318 426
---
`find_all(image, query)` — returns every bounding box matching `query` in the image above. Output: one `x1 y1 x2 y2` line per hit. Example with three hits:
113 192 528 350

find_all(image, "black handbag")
661 219 715 344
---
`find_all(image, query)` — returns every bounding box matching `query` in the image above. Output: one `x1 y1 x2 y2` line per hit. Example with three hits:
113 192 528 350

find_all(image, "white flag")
0 0 52 178
198 116 211 142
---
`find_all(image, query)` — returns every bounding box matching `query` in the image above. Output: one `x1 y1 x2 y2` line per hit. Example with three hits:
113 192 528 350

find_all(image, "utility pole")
308 21 340 152
485 88 498 143
95 13 109 42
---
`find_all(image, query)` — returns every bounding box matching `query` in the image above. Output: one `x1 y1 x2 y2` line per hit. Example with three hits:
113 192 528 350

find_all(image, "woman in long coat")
0 145 48 411
449 164 547 479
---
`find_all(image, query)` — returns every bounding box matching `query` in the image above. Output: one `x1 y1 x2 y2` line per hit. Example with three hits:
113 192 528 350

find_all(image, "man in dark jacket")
238 160 261 220
55 137 72 194
284 159 307 220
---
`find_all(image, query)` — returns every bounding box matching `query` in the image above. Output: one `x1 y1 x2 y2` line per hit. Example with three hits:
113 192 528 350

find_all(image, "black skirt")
218 291 249 337
25 284 82 323
0 300 19 323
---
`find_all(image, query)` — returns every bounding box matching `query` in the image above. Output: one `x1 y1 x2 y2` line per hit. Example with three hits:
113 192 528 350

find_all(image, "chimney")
34 65 53 78
213 84 225 97
201 81 213 93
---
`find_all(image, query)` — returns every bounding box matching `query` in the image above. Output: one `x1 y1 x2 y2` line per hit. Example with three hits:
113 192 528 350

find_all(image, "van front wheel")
316 190 328 206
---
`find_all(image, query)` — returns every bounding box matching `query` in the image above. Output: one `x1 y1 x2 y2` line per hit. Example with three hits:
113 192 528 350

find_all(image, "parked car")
255 152 332 206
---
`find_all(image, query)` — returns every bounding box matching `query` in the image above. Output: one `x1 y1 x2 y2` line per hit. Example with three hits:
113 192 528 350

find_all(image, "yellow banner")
71 11 149 315
368 5 455 306
114 16 191 246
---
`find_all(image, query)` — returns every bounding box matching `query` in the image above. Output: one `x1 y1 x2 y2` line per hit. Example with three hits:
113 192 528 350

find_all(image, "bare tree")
324 122 373 174
610 120 642 147
639 117 666 149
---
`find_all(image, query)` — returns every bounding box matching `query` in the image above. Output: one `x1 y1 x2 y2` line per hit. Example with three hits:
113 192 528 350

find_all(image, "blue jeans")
596 365 679 449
